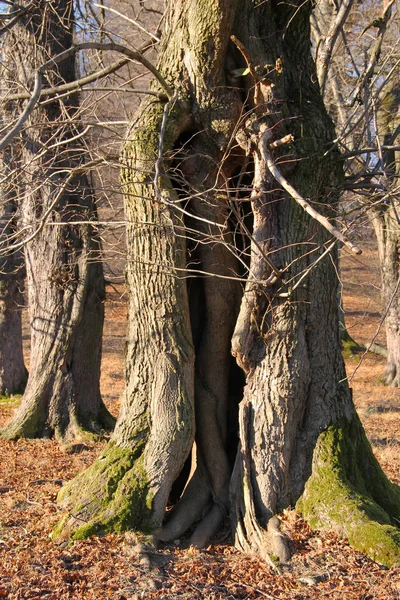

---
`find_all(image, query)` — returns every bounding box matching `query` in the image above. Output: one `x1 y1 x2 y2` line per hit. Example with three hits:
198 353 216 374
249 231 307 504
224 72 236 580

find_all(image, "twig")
348 0 394 106
0 42 172 150
231 580 279 600
286 240 337 295
0 158 108 257
316 0 354 96
0 0 35 36
92 3 160 43
4 58 130 101
348 274 400 384
259 125 362 255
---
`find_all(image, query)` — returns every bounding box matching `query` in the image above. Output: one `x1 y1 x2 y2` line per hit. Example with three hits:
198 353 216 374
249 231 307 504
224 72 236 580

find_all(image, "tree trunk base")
380 361 400 387
297 414 400 567
230 400 292 565
1 397 115 443
52 443 153 542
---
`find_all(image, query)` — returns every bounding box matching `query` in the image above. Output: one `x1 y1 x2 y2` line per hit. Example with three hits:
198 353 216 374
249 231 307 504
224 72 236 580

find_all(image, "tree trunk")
0 0 114 440
0 272 27 396
54 0 400 565
0 24 28 395
371 81 400 385
0 155 27 395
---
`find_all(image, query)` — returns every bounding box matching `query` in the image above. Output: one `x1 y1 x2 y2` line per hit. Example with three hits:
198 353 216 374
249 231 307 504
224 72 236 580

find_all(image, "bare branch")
316 0 354 96
92 3 161 43
348 0 395 106
259 125 362 255
0 69 43 151
0 40 174 149
3 58 131 102
75 42 173 98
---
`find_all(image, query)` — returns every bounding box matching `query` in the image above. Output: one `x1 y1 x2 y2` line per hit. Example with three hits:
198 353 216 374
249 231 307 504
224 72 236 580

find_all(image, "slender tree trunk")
0 273 26 396
0 158 27 394
54 0 400 565
0 47 28 395
0 0 114 440
371 81 400 385
312 1 400 384
0 209 27 395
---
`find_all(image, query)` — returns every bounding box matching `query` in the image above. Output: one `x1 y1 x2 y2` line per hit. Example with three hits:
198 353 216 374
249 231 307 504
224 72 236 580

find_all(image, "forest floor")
0 242 399 600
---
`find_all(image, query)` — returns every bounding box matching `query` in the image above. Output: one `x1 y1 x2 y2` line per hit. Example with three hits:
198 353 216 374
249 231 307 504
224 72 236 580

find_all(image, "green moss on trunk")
52 442 153 541
297 414 400 566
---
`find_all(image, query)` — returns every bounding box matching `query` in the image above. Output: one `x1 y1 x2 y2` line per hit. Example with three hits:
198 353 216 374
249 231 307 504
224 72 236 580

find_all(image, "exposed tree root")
158 450 212 543
297 413 400 567
340 329 388 359
381 361 400 387
1 393 115 443
230 400 291 566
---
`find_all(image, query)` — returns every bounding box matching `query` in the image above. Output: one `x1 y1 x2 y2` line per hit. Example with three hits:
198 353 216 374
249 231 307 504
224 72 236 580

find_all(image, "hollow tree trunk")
54 0 400 565
370 81 400 385
0 0 114 440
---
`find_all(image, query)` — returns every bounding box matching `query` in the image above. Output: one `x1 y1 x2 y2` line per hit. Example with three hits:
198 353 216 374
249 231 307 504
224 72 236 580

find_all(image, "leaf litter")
1 255 400 599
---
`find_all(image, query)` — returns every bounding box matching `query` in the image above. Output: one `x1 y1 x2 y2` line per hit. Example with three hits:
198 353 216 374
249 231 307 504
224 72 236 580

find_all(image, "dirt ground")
0 241 399 599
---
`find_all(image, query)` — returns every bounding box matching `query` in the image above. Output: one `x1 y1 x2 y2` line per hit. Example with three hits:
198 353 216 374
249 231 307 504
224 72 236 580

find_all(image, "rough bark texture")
371 81 400 385
0 40 28 395
0 173 27 395
0 0 114 440
55 98 196 539
54 0 400 564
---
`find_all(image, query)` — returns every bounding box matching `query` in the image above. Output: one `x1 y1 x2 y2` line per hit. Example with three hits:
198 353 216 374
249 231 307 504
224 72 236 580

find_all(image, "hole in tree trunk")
168 452 193 506
227 355 245 467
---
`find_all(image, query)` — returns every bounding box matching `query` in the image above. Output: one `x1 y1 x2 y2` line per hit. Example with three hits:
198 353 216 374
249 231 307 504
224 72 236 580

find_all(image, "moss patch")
53 442 153 541
340 331 363 359
297 414 400 566
0 394 21 409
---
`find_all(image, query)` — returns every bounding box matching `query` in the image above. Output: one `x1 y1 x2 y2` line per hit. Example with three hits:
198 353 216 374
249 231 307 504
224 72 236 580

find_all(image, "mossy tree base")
297 413 400 567
52 443 153 542
1 399 115 443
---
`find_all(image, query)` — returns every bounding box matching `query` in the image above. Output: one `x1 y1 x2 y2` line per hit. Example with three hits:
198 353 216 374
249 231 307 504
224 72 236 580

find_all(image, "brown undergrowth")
0 246 399 599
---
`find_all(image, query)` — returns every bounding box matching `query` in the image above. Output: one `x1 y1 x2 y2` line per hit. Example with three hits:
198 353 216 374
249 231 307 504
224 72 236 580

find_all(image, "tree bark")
0 151 27 395
0 11 28 395
0 0 114 440
54 0 400 565
371 81 400 385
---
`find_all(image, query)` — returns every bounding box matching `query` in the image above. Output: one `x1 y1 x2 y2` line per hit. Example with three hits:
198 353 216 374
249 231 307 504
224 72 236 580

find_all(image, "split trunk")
55 0 400 565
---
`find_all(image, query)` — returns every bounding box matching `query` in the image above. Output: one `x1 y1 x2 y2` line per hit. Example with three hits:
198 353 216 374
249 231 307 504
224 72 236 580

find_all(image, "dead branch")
4 58 131 102
258 125 362 255
348 0 395 106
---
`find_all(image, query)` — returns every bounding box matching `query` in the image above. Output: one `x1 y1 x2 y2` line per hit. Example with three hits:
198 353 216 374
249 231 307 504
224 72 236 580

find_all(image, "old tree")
55 0 400 564
0 0 114 440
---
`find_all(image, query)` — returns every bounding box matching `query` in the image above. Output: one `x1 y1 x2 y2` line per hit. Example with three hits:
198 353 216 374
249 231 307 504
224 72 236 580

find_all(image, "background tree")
0 152 27 396
54 0 400 566
312 0 400 384
0 0 114 441
0 3 30 396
